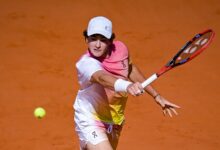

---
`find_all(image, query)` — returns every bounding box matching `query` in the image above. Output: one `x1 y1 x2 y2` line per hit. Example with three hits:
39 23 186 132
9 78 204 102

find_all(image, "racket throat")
166 60 175 67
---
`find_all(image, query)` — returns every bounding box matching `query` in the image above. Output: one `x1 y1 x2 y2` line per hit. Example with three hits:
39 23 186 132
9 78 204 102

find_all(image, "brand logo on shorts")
92 131 98 138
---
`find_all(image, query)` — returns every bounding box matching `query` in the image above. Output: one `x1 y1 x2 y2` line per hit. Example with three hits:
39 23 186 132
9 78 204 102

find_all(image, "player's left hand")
154 95 180 117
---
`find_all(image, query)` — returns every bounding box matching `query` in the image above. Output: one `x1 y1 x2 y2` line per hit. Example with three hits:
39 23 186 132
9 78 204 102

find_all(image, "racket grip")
141 73 158 88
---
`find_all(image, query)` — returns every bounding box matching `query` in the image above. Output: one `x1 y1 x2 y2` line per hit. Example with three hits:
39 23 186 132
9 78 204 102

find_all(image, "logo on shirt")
121 60 127 68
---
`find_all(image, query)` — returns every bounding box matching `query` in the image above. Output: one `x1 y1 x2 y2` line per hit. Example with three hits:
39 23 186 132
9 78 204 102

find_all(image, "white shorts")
75 120 123 149
74 102 124 149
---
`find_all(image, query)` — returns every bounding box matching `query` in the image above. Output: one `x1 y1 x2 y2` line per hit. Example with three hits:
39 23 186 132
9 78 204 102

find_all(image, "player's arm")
128 63 180 117
90 70 118 90
128 63 159 98
90 70 143 96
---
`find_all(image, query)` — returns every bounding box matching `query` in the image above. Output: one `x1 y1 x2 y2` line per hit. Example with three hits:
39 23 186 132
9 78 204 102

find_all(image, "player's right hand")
127 82 144 96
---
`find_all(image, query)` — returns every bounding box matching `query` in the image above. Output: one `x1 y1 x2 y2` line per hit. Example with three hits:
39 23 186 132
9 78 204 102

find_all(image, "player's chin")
91 50 105 57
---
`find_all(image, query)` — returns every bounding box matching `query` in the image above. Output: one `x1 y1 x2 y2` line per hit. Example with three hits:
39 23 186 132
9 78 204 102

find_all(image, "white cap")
87 16 112 39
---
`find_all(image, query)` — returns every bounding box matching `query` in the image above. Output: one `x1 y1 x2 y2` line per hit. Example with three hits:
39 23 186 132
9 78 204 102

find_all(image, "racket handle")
141 73 158 88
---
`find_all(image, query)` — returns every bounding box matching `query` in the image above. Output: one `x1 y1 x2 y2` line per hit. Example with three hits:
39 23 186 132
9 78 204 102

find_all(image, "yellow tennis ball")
34 107 46 119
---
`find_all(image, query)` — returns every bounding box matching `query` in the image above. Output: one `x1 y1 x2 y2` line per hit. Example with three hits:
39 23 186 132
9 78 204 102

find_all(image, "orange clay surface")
0 0 220 150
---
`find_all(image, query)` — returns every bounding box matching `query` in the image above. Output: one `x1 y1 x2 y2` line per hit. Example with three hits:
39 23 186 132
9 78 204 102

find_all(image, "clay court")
0 0 220 149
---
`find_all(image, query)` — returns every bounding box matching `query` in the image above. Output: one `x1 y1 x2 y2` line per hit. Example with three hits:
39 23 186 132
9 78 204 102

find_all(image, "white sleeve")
76 56 103 82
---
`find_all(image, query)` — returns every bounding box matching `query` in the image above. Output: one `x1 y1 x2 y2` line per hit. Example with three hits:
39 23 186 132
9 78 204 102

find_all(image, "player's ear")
85 38 89 43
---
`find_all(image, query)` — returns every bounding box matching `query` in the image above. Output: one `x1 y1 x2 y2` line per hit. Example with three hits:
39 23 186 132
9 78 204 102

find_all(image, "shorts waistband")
95 120 124 133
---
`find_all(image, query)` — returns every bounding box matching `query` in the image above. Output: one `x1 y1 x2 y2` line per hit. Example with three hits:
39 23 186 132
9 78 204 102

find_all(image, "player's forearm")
128 64 145 82
144 85 160 98
91 70 132 92
91 70 117 90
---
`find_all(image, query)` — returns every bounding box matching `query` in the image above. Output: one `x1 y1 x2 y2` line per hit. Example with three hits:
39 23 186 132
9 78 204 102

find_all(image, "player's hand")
154 95 180 117
127 82 144 96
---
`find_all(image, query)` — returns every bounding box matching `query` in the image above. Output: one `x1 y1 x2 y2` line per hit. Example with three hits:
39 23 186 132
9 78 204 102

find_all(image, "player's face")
87 34 111 58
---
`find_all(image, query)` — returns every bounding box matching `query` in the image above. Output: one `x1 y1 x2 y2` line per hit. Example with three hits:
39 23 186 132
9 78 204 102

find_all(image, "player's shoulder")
76 54 101 68
111 40 129 57
113 40 128 49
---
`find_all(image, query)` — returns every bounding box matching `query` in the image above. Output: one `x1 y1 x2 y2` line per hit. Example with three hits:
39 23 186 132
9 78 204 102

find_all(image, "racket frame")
141 29 215 88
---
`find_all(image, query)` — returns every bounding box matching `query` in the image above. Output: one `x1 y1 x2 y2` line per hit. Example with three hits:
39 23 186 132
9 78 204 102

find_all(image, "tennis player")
73 16 180 150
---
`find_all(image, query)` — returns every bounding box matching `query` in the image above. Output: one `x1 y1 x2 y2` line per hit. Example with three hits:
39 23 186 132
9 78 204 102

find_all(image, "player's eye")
88 36 109 44
100 38 108 43
88 36 98 41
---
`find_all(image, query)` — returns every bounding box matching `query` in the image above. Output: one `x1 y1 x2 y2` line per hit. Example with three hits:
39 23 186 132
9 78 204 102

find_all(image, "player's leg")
86 140 113 150
107 125 123 149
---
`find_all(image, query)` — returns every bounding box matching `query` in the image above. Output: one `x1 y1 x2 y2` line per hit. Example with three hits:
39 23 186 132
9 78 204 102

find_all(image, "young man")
74 16 180 150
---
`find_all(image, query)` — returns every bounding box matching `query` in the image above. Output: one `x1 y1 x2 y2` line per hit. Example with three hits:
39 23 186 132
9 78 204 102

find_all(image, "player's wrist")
114 79 132 92
153 93 160 99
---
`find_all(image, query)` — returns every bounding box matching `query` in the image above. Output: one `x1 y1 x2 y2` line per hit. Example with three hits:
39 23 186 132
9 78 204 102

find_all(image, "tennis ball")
34 107 46 119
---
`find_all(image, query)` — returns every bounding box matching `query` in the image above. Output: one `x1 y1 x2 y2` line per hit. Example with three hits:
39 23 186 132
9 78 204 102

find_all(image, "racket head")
157 29 215 76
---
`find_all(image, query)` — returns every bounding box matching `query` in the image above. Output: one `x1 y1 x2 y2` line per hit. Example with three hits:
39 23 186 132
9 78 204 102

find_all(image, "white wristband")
114 79 132 92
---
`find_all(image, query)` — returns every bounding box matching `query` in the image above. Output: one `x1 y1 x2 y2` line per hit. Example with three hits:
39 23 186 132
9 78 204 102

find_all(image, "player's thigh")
108 125 123 149
86 140 113 150
108 136 119 150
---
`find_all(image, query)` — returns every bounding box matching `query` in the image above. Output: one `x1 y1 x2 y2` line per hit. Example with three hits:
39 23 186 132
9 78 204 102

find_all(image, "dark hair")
83 30 115 42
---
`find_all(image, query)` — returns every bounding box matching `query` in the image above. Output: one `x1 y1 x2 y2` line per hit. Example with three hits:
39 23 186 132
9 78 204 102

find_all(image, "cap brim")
87 30 111 39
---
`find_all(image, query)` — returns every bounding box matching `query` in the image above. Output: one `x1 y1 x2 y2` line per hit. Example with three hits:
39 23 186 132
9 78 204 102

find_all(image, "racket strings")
174 31 213 65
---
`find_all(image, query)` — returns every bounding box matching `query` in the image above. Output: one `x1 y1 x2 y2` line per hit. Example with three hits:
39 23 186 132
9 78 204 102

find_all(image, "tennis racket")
141 29 215 88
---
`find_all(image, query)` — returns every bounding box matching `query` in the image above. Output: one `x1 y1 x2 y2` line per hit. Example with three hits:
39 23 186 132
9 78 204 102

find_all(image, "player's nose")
95 40 101 48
